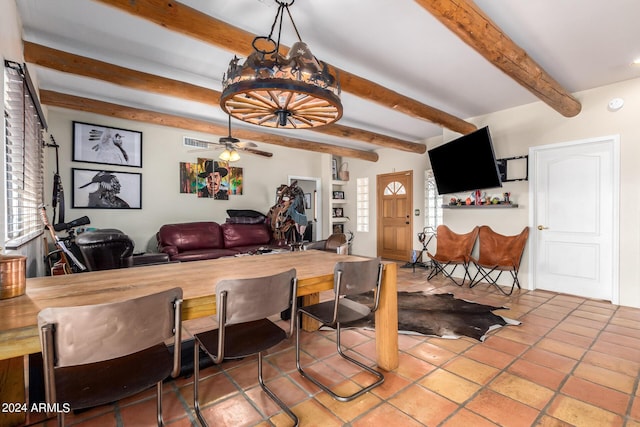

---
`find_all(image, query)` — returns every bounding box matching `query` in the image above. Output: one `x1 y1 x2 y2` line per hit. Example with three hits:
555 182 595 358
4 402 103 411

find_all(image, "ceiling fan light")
219 149 232 161
220 0 342 130
228 149 241 162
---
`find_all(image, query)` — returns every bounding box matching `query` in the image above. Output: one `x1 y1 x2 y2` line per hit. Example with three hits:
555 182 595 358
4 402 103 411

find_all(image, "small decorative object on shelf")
332 191 345 200
338 162 349 181
332 207 344 218
445 192 516 208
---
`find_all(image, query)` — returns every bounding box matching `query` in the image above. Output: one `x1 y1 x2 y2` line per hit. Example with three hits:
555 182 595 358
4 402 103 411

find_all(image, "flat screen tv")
428 126 502 195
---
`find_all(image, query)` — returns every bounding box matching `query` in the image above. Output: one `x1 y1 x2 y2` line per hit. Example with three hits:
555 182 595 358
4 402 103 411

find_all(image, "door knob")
537 225 548 230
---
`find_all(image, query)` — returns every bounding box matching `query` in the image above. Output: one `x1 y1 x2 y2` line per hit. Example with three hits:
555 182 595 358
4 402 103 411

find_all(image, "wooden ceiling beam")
25 42 424 154
39 90 380 162
95 0 477 134
415 0 581 117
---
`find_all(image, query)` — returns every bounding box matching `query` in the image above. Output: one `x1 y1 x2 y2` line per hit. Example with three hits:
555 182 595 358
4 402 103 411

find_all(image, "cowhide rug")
340 291 520 341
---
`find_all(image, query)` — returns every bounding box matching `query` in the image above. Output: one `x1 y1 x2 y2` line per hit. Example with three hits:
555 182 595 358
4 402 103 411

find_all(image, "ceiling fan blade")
235 141 258 149
240 147 273 158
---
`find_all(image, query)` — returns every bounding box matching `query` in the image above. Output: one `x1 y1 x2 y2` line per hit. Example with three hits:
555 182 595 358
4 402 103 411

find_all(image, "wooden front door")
377 171 413 261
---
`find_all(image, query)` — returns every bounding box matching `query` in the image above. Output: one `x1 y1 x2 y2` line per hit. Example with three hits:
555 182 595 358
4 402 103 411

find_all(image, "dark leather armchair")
76 229 169 271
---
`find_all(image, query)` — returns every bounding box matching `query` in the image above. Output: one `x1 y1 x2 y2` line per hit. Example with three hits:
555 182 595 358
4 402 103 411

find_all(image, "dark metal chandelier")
220 0 342 129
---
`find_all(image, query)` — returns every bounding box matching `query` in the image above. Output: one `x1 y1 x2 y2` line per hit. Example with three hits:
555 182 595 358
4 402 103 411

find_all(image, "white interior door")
530 136 619 302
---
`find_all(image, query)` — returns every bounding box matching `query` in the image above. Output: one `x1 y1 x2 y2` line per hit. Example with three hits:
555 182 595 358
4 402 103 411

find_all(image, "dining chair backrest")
216 268 297 331
334 257 383 310
38 287 183 368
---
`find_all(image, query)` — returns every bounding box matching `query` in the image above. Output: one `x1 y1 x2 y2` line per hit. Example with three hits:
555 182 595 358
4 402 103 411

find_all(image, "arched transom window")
383 181 406 196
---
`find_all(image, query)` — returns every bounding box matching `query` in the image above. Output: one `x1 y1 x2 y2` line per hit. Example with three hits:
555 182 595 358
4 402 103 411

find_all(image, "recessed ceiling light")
633 58 640 65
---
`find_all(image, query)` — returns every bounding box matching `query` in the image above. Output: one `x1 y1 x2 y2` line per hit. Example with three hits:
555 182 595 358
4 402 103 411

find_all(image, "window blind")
4 61 46 248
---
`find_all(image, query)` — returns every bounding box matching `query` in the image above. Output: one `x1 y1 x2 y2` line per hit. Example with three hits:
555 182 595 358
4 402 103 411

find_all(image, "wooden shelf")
331 217 349 223
442 204 518 209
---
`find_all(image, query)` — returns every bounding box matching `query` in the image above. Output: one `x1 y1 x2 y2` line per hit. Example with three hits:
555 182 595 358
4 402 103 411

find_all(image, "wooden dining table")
0 250 398 426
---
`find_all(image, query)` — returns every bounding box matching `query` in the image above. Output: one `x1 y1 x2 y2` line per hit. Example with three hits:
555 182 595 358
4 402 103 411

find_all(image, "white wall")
0 0 22 61
45 108 327 252
349 76 640 308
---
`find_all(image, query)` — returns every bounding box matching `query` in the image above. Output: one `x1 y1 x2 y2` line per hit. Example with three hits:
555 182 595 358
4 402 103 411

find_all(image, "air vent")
183 136 212 149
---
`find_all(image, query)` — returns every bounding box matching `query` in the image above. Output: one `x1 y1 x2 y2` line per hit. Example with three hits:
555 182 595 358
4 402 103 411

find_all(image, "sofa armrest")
158 244 178 257
132 253 171 266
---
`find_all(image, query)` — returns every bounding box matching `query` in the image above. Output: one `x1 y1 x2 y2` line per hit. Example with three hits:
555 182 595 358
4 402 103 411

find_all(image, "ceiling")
14 0 640 160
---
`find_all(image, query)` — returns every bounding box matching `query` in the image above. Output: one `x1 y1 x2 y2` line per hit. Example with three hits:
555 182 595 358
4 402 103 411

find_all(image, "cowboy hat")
198 160 228 178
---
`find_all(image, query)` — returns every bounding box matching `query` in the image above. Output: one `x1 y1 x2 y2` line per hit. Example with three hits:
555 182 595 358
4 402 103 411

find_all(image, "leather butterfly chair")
295 257 384 402
469 226 530 295
37 288 183 427
427 225 479 286
193 269 298 427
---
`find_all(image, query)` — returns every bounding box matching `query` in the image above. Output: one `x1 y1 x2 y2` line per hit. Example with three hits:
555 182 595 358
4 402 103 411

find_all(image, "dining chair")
469 226 530 295
295 257 384 402
193 269 298 426
37 287 183 427
427 225 479 286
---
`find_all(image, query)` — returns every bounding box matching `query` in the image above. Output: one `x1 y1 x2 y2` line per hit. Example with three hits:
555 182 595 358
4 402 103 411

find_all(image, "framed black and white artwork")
72 168 142 209
73 121 143 168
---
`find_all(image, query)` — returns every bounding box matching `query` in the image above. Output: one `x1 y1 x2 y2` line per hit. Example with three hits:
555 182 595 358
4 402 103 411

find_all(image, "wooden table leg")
0 356 27 427
375 262 399 371
300 293 320 331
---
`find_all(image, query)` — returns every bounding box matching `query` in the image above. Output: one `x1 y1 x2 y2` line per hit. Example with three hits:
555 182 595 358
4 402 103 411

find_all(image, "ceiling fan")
185 115 274 160
215 116 273 160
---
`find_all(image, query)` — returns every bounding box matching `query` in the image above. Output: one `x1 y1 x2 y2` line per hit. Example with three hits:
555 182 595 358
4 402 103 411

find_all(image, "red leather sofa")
157 221 286 262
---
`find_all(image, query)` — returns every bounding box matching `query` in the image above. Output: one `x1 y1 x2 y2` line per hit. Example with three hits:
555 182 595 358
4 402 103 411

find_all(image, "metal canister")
0 255 27 299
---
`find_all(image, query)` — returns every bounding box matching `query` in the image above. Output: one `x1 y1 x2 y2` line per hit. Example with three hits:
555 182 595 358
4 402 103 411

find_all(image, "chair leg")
470 266 519 296
507 270 522 295
257 352 299 426
470 266 493 288
156 381 164 427
296 311 384 402
429 260 473 287
193 341 208 427
427 260 444 280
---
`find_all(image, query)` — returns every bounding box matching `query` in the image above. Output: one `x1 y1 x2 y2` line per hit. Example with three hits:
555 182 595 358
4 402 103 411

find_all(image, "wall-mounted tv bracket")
496 155 528 182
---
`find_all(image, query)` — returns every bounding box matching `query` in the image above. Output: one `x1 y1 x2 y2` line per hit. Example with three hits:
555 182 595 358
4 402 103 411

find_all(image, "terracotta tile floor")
25 263 640 426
